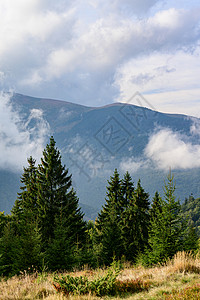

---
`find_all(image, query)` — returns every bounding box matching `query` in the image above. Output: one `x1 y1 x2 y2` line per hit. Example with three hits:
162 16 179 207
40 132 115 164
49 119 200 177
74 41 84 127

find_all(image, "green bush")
53 261 150 297
53 262 121 296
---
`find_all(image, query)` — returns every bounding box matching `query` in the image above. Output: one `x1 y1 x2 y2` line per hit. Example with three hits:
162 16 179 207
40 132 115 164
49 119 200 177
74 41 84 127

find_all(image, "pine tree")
149 191 162 219
121 171 134 208
95 169 124 264
37 137 73 247
96 169 123 229
10 157 42 273
147 172 184 264
146 193 165 264
0 222 20 276
12 156 38 231
133 179 150 253
122 179 150 261
37 136 86 264
162 172 183 257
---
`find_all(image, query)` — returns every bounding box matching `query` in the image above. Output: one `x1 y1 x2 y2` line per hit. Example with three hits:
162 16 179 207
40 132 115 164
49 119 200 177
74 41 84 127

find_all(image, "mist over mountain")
0 93 200 218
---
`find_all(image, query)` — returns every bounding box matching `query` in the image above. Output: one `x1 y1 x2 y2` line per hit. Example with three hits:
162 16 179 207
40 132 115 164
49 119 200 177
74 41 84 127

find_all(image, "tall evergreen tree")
133 179 150 253
12 156 38 228
147 172 184 264
122 179 150 261
37 137 72 246
96 169 124 264
149 191 162 219
10 157 42 273
96 169 123 229
121 171 134 208
37 137 86 255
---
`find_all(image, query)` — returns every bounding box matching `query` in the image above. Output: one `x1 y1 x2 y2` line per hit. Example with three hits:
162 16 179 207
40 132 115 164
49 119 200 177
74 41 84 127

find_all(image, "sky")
0 0 200 117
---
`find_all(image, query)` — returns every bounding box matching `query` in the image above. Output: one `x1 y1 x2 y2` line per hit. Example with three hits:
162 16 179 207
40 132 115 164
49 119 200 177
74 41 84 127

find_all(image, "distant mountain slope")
0 93 199 218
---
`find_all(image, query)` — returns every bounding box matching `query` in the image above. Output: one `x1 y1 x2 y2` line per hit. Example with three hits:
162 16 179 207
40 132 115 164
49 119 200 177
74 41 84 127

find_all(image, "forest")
0 136 199 277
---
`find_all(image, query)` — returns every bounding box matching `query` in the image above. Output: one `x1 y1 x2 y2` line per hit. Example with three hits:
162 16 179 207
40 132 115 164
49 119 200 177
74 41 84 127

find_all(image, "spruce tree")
37 136 86 262
132 179 150 253
162 172 183 257
37 137 72 246
122 179 150 261
12 156 38 229
96 169 123 229
121 171 134 208
95 169 124 264
149 191 162 219
10 157 42 273
147 172 184 264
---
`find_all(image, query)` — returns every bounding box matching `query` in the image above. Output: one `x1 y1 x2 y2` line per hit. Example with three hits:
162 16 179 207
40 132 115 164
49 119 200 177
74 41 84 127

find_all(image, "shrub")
53 262 150 297
53 262 121 297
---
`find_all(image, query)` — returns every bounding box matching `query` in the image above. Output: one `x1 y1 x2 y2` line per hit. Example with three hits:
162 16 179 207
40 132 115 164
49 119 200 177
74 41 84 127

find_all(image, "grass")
0 251 200 299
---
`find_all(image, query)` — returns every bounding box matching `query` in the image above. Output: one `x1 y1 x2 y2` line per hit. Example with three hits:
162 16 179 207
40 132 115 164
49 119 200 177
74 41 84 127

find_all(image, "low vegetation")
0 251 200 299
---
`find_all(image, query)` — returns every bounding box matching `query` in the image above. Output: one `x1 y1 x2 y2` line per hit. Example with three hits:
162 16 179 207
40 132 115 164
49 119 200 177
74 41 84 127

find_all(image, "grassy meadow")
0 251 200 300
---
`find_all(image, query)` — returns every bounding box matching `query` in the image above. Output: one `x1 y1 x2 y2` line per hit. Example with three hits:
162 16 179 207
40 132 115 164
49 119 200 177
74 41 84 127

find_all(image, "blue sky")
0 0 200 116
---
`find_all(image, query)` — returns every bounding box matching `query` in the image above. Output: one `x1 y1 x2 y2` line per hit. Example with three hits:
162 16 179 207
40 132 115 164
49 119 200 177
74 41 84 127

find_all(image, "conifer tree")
149 191 162 219
121 171 134 208
147 172 183 264
122 179 150 261
95 169 124 264
37 137 72 246
133 179 150 253
37 136 86 256
162 172 183 257
10 157 42 273
96 169 123 229
12 156 38 229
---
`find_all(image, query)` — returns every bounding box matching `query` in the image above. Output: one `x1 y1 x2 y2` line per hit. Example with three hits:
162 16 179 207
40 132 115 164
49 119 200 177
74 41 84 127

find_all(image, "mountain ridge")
0 92 199 219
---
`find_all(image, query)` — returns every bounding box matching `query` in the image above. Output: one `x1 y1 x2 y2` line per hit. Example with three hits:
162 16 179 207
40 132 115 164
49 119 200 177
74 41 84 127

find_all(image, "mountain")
0 93 200 219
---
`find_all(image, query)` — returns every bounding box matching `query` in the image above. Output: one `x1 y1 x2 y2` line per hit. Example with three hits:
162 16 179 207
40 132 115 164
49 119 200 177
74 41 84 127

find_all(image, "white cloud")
0 0 199 111
0 92 50 171
114 47 200 117
144 127 200 170
190 117 200 136
120 157 144 173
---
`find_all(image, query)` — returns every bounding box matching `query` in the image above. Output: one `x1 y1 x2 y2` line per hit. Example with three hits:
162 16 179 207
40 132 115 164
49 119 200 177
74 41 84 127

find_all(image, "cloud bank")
0 92 50 171
145 127 200 170
0 0 200 115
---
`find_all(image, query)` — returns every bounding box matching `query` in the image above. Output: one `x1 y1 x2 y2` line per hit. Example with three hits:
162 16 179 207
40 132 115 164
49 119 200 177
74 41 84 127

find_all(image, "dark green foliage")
146 172 197 265
121 171 134 208
45 216 74 271
122 179 150 261
0 137 87 276
131 179 150 253
96 170 150 264
9 157 42 274
149 191 162 219
96 169 124 264
1 139 200 275
181 195 200 236
37 137 73 246
0 223 20 276
85 220 103 267
100 198 124 264
183 223 199 251
96 169 123 229
162 173 183 257
37 137 86 268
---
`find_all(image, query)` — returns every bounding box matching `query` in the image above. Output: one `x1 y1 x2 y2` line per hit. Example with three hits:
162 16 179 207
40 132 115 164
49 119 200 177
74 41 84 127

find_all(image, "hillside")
0 93 200 217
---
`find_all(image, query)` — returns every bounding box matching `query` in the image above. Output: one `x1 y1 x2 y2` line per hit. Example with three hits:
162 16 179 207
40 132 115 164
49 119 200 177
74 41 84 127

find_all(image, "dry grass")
0 251 200 300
